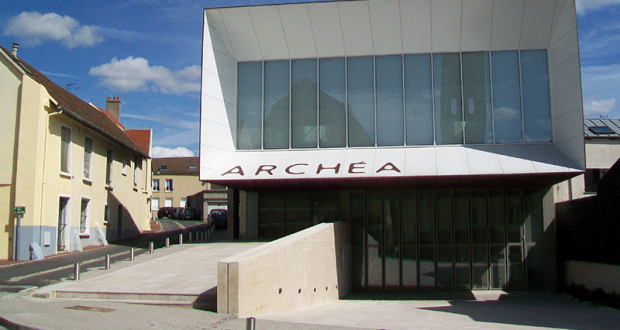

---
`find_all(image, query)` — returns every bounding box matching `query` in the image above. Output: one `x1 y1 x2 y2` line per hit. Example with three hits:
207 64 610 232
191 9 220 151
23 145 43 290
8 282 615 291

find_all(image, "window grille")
60 126 71 173
83 137 93 179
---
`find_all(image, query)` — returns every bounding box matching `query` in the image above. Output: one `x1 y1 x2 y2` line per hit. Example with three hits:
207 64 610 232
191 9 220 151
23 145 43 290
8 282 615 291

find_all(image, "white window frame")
164 198 173 207
180 198 187 207
122 158 129 176
152 179 160 192
80 197 90 237
106 149 114 187
133 157 140 188
152 198 160 211
104 204 110 225
164 179 173 192
60 125 72 176
83 136 94 181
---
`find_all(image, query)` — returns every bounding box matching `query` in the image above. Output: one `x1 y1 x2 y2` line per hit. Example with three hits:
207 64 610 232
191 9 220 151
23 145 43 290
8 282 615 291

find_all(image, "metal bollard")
130 247 135 261
105 254 110 270
179 233 183 245
189 231 193 243
74 262 80 281
149 242 154 254
246 317 255 330
165 237 170 248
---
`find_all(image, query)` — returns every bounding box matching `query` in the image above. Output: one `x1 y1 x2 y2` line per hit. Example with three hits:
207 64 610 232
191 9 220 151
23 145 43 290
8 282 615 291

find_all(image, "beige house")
151 157 227 219
0 45 152 260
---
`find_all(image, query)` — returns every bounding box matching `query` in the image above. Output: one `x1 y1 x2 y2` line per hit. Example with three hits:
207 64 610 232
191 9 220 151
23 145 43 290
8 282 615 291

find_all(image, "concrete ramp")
36 243 262 310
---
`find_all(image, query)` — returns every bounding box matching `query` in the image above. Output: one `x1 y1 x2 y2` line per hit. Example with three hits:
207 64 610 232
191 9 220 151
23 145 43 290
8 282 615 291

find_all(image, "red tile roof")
126 129 152 155
0 46 148 158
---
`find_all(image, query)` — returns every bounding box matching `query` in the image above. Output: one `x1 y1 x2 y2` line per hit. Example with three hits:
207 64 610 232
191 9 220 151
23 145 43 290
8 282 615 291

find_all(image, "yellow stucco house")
0 45 153 260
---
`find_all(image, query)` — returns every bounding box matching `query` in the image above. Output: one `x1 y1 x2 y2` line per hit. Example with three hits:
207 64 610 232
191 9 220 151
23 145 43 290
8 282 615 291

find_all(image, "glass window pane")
376 55 404 146
367 190 383 290
463 52 493 144
521 50 552 142
237 62 262 150
401 190 417 289
454 190 470 289
264 60 289 149
488 189 506 289
385 191 400 289
436 190 453 290
471 190 488 289
285 191 312 235
405 54 433 145
292 59 318 148
434 53 463 145
419 190 435 290
319 58 346 148
492 51 522 143
348 56 375 147
258 192 285 240
350 190 366 290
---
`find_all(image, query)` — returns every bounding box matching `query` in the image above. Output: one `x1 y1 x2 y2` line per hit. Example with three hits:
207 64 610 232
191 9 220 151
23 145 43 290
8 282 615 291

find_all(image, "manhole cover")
65 305 115 313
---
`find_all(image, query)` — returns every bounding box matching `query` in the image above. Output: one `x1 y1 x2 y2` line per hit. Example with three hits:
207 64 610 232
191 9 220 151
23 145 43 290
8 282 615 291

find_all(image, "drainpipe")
37 106 64 254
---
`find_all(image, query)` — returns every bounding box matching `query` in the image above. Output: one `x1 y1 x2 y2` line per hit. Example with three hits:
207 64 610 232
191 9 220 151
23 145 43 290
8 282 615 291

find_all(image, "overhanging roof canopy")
205 0 572 62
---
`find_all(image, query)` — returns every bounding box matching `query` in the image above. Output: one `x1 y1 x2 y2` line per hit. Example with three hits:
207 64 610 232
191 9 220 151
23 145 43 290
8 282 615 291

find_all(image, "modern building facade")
555 118 620 201
1 45 153 260
201 0 585 291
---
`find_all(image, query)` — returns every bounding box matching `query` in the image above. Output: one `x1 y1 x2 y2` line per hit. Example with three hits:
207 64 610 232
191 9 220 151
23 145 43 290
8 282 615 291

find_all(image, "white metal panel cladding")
200 0 585 181
202 145 581 181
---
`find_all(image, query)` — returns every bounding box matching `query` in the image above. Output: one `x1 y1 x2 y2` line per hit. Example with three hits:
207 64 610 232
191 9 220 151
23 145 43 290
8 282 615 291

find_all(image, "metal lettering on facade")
221 162 401 177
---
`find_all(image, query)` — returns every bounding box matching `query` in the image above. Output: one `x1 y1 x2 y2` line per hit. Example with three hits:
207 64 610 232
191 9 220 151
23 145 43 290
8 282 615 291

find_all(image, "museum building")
200 0 585 291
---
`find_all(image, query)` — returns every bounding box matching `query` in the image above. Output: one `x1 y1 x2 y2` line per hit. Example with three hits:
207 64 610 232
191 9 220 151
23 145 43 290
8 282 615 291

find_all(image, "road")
0 219 211 291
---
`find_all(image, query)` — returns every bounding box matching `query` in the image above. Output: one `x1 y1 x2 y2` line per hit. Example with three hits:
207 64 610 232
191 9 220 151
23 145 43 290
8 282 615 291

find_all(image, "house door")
117 205 123 241
57 197 69 251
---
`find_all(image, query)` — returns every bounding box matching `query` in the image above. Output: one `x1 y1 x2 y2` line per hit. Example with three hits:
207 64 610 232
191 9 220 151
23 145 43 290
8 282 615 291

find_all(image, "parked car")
157 207 174 219
178 207 197 220
172 207 184 220
208 209 228 229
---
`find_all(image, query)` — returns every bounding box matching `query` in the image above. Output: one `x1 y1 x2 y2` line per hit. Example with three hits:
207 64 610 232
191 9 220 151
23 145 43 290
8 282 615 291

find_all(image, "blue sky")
2 0 619 157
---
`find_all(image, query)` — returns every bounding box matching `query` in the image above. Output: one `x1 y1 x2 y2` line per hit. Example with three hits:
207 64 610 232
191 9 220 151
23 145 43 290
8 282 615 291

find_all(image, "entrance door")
57 197 69 251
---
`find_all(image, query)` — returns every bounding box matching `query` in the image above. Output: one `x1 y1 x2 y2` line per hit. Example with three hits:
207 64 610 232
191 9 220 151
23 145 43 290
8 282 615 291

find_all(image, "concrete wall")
217 222 350 317
565 260 620 294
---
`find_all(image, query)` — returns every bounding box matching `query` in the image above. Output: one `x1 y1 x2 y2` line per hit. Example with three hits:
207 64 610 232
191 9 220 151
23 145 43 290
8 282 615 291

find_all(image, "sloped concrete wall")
217 222 350 317
565 260 620 294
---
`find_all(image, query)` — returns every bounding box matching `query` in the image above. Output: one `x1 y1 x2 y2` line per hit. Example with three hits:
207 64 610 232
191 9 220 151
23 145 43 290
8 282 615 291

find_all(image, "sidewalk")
1 240 620 330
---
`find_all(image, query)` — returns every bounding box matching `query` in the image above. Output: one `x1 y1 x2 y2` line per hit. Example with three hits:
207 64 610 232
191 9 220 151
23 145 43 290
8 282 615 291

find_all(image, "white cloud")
3 12 104 48
152 146 194 158
89 57 200 95
576 0 620 15
584 98 616 117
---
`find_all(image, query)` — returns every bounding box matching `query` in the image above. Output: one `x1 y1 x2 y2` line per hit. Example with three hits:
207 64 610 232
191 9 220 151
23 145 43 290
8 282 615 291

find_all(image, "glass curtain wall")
237 50 551 150
346 188 545 292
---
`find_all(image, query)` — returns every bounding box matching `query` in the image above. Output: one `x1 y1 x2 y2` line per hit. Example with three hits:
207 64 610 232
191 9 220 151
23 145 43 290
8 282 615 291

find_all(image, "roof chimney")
11 43 18 57
106 96 121 122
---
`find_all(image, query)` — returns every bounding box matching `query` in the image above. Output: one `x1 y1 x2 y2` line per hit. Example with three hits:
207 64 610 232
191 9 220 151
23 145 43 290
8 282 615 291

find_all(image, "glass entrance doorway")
350 188 545 291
